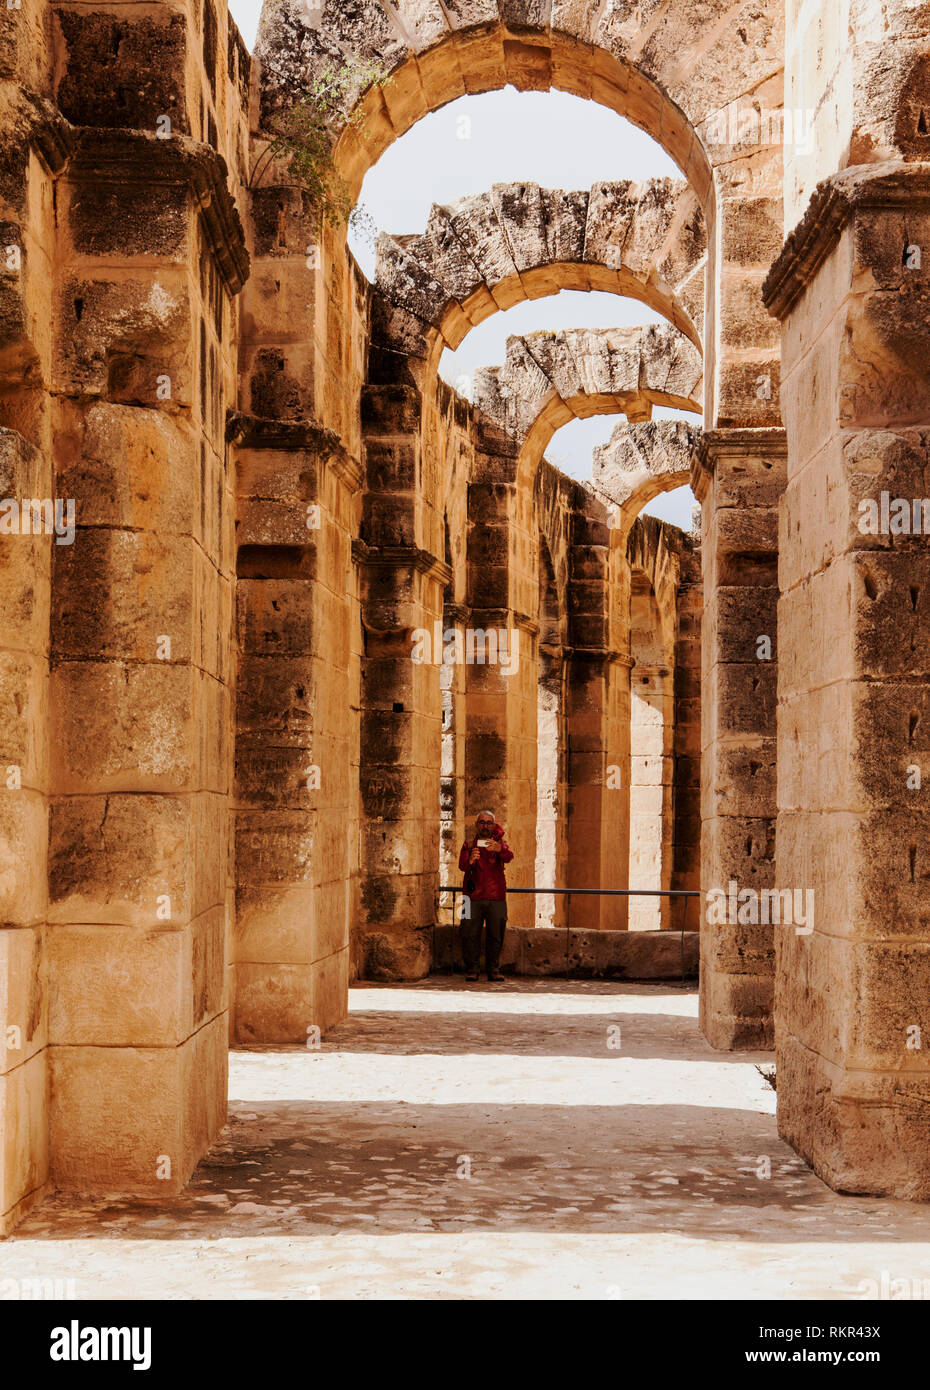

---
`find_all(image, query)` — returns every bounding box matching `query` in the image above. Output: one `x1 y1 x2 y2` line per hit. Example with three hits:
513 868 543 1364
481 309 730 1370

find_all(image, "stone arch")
370 178 707 380
472 324 702 493
255 0 783 222
594 418 701 545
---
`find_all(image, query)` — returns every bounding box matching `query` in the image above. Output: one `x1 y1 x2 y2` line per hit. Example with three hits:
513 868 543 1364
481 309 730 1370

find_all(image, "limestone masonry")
0 0 928 1235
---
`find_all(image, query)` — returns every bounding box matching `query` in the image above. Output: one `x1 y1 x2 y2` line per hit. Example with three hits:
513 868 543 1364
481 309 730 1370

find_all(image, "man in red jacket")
458 811 514 982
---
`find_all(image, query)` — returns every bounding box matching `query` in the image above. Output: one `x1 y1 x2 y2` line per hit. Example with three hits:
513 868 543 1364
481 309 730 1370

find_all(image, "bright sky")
229 0 699 528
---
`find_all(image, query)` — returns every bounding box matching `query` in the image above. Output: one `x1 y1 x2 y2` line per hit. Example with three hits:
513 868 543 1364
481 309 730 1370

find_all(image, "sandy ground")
4 978 930 1300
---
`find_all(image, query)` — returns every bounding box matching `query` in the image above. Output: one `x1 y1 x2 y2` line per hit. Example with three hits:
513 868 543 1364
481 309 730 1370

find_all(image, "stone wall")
693 429 785 1050
10 0 930 1224
766 165 930 1197
0 0 253 1223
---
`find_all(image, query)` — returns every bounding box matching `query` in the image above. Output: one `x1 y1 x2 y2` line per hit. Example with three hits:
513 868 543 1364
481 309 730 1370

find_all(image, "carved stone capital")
763 161 930 321
70 129 250 294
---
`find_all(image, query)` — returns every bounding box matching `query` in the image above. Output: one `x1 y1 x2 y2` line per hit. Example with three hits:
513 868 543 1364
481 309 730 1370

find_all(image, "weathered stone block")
0 791 48 927
0 1051 48 1232
0 927 45 1075
49 794 196 928
52 530 197 662
49 1012 226 1194
55 11 191 134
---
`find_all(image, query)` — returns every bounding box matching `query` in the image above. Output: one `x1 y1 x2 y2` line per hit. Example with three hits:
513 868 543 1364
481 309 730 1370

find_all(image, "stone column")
461 605 538 931
357 541 448 978
627 661 674 931
0 26 67 1228
693 428 786 1049
439 601 467 926
534 634 566 930
765 164 930 1196
231 417 360 1041
0 432 50 1234
463 441 538 931
563 501 631 934
671 540 703 933
46 133 247 1193
356 381 449 978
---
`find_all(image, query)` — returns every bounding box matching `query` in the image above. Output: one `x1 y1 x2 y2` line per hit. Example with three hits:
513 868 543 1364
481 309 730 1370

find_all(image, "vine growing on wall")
250 54 391 241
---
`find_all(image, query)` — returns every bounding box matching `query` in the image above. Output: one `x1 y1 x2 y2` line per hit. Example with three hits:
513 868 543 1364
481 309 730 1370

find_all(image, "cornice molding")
69 129 250 295
227 411 365 493
564 645 615 664
692 427 787 501
465 607 537 633
763 161 930 321
632 662 671 678
352 540 452 587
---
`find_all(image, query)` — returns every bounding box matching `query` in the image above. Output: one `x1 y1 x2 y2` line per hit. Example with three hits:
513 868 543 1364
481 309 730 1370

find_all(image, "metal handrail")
438 887 699 897
433 884 699 982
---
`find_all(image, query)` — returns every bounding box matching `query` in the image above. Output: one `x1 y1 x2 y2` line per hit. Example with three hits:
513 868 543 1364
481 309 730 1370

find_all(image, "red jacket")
458 825 513 901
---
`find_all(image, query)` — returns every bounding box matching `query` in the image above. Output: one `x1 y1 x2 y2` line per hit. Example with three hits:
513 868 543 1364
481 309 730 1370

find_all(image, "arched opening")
535 539 565 929
248 0 736 995
496 327 702 499
347 89 682 277
369 174 707 389
628 568 675 931
255 12 718 219
439 517 461 921
439 290 677 397
544 408 702 529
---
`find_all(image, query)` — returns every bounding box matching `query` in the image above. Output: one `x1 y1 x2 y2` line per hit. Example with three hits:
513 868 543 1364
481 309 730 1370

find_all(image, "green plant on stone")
250 55 391 242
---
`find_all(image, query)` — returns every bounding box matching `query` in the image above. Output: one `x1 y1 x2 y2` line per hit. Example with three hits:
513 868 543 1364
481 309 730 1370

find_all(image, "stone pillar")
0 432 50 1234
438 601 466 925
564 506 630 932
534 635 566 929
461 605 537 930
671 540 703 933
561 654 612 930
357 381 448 978
693 428 786 1050
600 651 633 932
231 417 359 1040
463 443 537 930
628 661 674 931
765 164 930 1196
46 132 247 1193
357 542 448 978
0 12 65 1229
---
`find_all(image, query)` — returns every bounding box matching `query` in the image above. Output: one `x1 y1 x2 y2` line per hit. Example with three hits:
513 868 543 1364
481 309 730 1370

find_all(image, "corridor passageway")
4 981 930 1300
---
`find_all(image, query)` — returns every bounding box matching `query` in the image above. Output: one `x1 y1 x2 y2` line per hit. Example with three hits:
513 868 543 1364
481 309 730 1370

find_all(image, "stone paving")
4 979 930 1300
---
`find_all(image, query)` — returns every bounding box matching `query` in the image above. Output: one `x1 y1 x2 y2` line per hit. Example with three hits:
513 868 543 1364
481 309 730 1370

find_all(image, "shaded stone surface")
5 0 930 1224
5 981 930 1298
431 924 699 977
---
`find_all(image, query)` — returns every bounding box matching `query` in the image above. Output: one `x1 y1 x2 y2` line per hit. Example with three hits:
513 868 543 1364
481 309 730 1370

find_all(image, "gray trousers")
461 898 507 974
